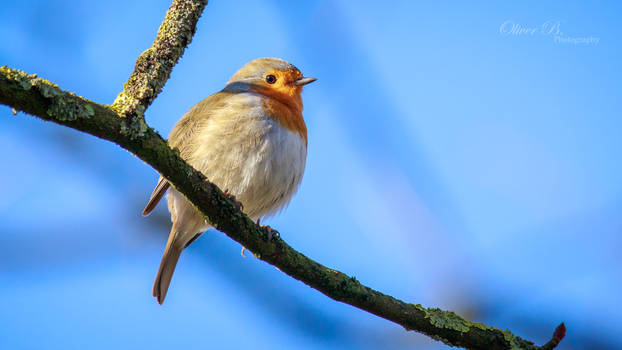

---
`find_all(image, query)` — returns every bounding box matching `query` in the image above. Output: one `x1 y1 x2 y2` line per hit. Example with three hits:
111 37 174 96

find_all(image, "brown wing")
142 177 170 216
142 92 230 216
168 93 229 157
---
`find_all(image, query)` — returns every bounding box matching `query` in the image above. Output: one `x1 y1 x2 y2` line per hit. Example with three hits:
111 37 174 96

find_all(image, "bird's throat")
244 84 307 145
260 96 307 146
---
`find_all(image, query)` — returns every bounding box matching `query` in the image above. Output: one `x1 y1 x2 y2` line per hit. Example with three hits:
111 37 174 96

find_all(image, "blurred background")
1 1 621 349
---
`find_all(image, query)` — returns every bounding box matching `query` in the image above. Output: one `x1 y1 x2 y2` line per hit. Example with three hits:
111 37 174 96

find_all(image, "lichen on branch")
0 66 94 122
111 0 208 118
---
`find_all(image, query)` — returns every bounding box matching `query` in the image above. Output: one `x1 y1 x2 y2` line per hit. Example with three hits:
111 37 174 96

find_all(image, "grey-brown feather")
146 58 308 304
141 94 226 216
142 178 170 216
152 222 184 304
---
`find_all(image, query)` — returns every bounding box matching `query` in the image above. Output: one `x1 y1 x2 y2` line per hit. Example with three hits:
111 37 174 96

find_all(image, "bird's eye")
265 74 277 84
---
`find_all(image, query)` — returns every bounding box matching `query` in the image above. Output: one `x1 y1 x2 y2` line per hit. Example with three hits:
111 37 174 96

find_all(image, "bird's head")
224 58 316 112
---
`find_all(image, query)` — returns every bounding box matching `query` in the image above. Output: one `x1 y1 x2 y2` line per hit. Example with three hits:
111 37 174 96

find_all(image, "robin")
142 58 316 304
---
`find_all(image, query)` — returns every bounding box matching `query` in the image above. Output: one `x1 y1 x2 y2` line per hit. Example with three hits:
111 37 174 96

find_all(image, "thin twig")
111 0 207 118
540 323 567 350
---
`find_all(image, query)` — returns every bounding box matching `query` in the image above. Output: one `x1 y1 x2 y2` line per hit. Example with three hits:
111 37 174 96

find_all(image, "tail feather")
143 178 170 216
153 226 183 305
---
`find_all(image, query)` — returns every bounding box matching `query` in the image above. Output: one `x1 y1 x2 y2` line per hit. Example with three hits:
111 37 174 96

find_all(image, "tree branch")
111 0 207 118
0 64 566 350
0 2 566 349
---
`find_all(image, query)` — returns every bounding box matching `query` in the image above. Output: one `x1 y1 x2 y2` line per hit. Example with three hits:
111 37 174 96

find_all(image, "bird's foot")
262 225 280 241
223 189 243 211
255 219 279 241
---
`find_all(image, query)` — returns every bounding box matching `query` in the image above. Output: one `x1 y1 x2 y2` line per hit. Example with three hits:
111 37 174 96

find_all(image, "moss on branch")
111 0 207 118
0 65 565 350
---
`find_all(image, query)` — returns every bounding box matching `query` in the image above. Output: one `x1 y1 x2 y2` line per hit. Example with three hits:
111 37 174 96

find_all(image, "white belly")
169 95 307 229
213 117 307 219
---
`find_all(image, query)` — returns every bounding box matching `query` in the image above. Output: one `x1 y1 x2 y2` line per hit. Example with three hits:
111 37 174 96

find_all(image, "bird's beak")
294 77 317 86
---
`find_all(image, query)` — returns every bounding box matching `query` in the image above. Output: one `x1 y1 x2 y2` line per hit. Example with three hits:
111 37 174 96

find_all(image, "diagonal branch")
111 0 207 118
0 65 565 350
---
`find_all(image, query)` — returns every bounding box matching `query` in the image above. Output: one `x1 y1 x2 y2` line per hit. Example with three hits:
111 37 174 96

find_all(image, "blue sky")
1 1 621 349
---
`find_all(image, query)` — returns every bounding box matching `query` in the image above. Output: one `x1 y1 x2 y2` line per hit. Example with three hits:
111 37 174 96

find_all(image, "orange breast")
261 98 307 145
248 85 307 145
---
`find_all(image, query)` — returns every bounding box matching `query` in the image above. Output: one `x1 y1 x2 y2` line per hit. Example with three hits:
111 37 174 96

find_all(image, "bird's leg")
223 189 244 211
255 218 280 241
264 226 280 241
240 218 278 257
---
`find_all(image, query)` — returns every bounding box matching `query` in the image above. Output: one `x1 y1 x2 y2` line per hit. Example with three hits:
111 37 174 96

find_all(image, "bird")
142 57 316 304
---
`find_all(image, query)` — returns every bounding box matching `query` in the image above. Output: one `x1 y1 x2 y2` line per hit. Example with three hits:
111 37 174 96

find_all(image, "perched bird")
142 58 316 304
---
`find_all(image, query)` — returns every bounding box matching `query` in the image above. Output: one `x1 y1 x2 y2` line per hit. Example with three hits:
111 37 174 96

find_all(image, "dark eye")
265 74 277 84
